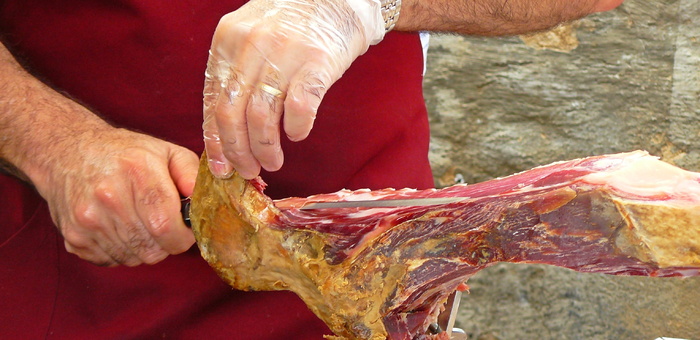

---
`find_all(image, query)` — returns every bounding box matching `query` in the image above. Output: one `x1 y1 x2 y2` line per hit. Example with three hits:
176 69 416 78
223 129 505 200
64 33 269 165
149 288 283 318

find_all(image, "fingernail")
208 159 234 179
273 150 284 171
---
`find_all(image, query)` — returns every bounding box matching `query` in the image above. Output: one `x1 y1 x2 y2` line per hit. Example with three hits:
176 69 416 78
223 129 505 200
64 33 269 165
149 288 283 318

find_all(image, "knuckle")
284 96 306 115
222 143 253 163
124 220 172 266
116 148 153 171
285 97 318 118
221 136 238 149
215 108 247 131
146 213 173 238
62 229 91 250
247 110 276 132
104 242 132 265
284 102 318 139
123 226 164 266
255 137 280 149
247 101 268 121
125 222 155 251
248 25 279 44
64 240 114 267
93 184 120 208
217 14 249 35
71 204 101 231
231 117 249 133
63 238 82 254
139 186 167 207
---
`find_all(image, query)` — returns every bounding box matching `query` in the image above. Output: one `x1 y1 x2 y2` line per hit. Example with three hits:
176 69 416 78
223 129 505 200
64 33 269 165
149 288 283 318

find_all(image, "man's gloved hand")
202 0 386 179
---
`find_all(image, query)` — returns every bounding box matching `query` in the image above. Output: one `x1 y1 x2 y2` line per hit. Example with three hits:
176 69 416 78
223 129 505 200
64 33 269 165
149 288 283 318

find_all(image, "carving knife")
181 198 191 227
299 197 469 210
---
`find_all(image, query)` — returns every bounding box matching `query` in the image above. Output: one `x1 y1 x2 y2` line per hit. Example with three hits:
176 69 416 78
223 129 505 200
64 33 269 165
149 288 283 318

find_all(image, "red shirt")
0 1 433 338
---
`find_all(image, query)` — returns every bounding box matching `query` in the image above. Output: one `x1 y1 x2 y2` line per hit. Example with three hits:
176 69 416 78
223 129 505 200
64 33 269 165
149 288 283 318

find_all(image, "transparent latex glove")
203 0 385 179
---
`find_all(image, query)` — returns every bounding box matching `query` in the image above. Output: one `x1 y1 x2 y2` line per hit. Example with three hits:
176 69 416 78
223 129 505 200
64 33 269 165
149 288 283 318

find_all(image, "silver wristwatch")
380 0 402 32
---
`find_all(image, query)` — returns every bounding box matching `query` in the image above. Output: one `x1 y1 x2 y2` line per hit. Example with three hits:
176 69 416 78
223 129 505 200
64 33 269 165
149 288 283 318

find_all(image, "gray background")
422 0 700 339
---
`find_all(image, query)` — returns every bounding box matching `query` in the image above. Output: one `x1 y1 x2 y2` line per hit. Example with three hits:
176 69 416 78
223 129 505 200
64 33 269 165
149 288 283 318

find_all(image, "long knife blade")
299 197 468 210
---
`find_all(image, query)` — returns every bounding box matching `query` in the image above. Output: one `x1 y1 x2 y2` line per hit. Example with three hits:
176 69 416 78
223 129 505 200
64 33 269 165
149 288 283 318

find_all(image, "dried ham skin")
190 151 700 340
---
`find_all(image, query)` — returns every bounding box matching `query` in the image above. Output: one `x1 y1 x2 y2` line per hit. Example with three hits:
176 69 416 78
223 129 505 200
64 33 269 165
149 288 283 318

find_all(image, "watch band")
380 0 402 32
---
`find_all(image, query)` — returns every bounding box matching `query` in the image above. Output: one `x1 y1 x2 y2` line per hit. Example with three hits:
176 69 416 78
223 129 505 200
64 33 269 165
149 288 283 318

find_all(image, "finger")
113 219 165 266
203 124 233 178
90 182 165 265
211 22 289 179
65 239 119 267
62 224 120 267
203 53 235 178
212 56 264 179
130 158 195 258
213 90 261 179
247 73 286 172
62 209 141 267
133 186 193 258
284 65 333 141
169 147 200 197
63 194 148 266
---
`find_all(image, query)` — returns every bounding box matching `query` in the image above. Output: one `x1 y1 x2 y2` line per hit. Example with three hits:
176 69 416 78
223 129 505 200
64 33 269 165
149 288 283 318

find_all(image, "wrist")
345 0 386 45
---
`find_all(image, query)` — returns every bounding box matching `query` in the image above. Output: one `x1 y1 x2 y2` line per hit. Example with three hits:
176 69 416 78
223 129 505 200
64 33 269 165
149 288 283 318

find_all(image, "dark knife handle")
181 198 191 228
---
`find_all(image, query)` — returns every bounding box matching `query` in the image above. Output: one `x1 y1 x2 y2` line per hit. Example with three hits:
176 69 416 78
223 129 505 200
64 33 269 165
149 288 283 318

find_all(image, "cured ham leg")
189 151 700 340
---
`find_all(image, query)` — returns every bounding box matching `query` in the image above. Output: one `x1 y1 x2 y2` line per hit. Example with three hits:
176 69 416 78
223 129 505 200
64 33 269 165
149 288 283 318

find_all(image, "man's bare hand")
38 128 199 266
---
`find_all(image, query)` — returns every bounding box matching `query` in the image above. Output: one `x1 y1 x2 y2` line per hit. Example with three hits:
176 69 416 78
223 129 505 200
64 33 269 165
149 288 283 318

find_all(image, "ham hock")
189 151 700 339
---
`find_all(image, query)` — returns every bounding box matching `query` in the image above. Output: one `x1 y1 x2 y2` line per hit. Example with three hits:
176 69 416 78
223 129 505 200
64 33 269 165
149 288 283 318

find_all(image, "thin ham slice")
190 151 700 340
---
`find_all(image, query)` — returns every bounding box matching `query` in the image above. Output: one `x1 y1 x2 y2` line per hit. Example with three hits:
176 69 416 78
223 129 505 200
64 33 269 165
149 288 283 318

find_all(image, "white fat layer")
584 156 700 201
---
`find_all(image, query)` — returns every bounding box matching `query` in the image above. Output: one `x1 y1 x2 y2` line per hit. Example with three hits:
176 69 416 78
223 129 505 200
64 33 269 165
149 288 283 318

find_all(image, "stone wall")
422 0 700 339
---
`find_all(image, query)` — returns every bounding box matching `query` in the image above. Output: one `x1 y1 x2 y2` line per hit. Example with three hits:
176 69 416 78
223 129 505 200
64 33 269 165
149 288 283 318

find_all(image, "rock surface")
422 0 700 338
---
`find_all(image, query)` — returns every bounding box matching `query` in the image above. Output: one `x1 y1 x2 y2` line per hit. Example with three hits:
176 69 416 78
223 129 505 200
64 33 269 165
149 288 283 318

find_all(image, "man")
0 0 622 338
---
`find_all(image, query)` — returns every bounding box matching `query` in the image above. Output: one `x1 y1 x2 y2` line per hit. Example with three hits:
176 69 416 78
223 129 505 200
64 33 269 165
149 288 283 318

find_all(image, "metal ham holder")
434 291 467 339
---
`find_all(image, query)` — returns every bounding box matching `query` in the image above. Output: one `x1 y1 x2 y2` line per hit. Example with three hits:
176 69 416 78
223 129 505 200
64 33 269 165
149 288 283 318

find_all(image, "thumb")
169 147 200 197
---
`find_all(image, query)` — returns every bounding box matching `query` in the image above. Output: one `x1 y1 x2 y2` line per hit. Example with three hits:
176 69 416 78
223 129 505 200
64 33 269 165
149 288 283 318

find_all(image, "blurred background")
422 0 700 339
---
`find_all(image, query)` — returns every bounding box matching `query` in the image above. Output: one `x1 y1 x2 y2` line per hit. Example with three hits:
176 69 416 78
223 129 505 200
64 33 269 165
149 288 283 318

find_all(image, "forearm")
0 43 111 187
394 0 623 35
1 42 198 266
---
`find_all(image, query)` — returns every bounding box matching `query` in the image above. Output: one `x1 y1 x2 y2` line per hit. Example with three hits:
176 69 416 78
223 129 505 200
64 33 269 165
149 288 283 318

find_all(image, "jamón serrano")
190 151 700 340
